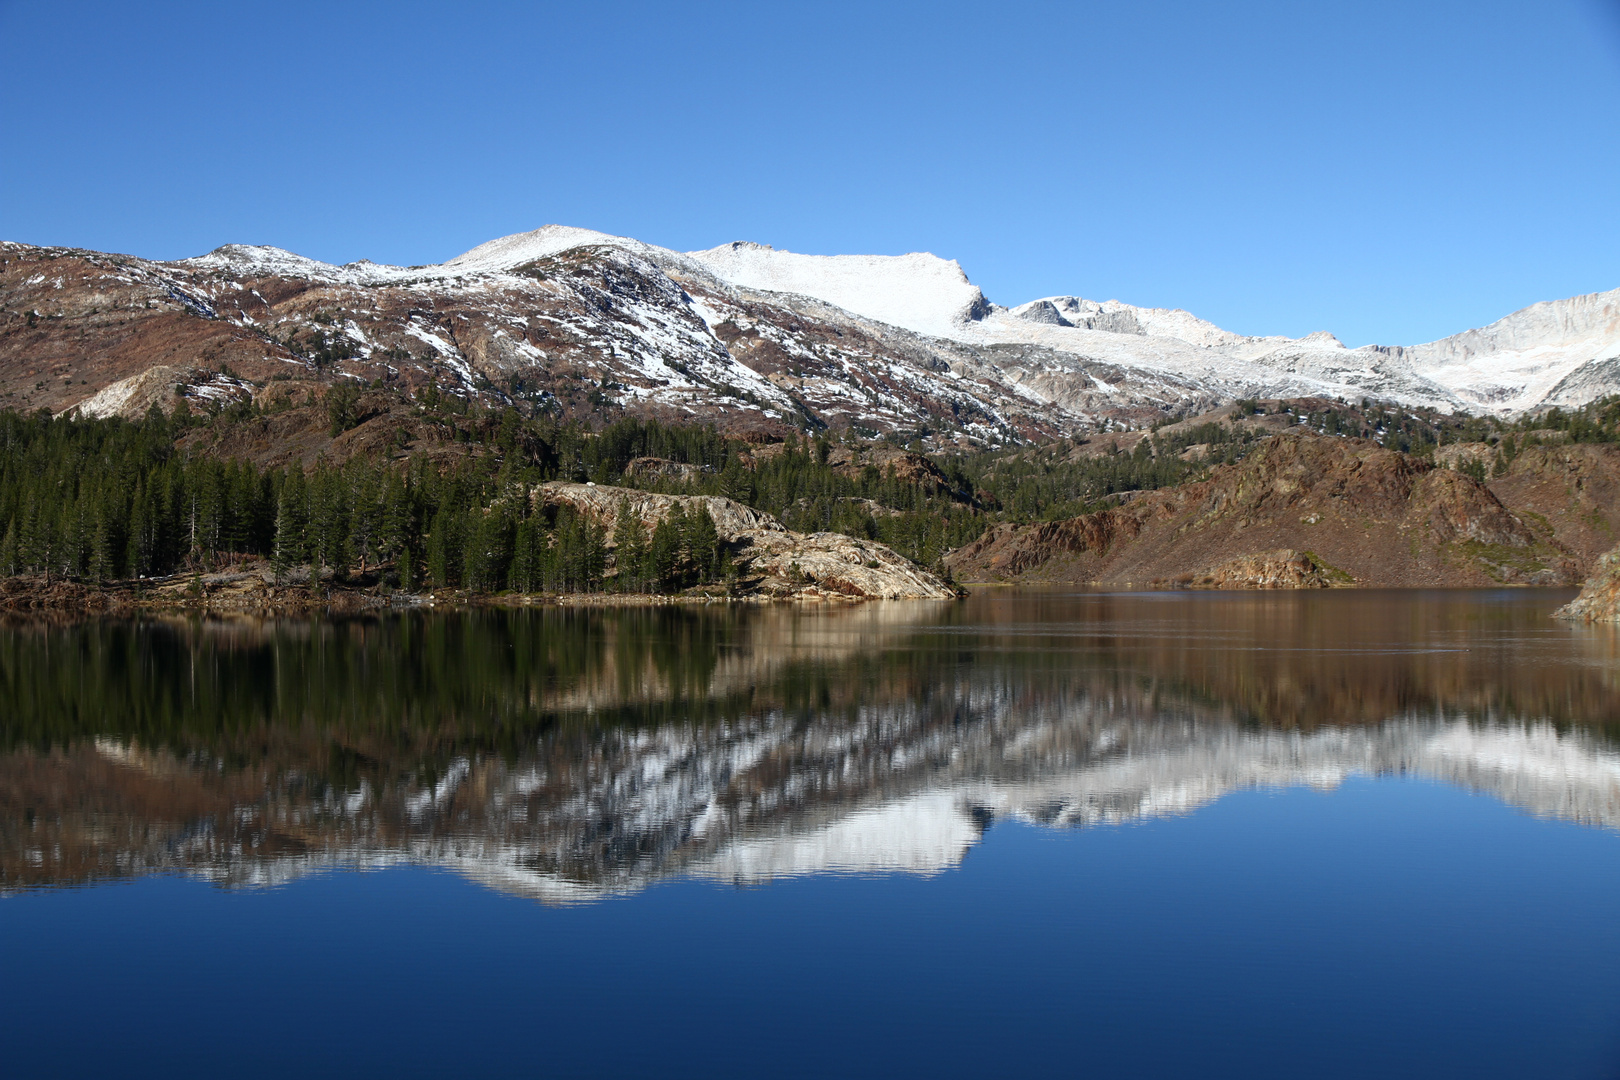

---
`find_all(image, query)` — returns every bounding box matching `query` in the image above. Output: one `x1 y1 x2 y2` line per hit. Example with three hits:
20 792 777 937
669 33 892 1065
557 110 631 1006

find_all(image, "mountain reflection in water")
2 589 1617 903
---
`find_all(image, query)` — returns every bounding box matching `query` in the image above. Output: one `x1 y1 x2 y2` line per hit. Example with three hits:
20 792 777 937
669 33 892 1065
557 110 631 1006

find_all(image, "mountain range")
4 225 1618 444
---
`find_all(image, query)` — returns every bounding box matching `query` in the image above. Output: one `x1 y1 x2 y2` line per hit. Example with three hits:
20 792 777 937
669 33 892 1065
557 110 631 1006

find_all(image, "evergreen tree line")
0 406 732 593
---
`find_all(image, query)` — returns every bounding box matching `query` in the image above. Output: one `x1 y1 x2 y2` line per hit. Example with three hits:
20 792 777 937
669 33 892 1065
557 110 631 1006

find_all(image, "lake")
4 589 1620 1078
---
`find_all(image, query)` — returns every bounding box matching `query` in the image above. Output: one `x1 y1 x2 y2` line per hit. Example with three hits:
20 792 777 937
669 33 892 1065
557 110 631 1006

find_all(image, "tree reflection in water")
2 589 1616 901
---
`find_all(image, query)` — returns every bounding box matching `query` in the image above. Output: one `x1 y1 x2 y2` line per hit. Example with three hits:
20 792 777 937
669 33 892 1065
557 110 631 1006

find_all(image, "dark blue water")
3 590 1619 1078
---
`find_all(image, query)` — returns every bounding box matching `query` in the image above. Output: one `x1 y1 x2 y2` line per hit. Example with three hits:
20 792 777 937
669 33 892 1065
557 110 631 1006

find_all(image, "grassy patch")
1453 540 1556 582
1302 551 1355 585
1517 508 1556 537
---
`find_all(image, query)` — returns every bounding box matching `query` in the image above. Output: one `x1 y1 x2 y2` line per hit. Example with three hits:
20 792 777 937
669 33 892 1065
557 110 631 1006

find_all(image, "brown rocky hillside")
1555 545 1620 622
1485 443 1620 568
946 432 1585 587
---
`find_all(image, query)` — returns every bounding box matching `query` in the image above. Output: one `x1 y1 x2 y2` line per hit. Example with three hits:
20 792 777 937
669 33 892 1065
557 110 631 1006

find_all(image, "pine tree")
649 504 686 591
126 482 152 577
427 505 460 589
308 468 351 580
348 466 379 574
468 507 514 592
90 501 115 583
0 521 16 578
511 518 540 593
378 472 413 571
611 501 648 592
684 504 720 583
17 495 41 574
273 472 309 582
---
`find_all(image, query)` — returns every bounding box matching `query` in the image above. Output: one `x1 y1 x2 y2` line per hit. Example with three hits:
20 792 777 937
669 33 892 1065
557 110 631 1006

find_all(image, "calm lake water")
4 589 1620 1078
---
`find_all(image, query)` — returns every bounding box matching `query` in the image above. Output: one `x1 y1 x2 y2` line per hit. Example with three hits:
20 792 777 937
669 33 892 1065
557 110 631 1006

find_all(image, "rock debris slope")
3 225 1617 443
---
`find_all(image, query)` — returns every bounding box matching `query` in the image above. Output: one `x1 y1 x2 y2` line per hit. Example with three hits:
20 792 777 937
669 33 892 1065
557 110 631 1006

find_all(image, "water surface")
4 589 1620 1077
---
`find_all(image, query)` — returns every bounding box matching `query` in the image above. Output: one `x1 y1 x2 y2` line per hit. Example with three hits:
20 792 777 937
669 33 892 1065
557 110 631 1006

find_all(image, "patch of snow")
687 241 988 340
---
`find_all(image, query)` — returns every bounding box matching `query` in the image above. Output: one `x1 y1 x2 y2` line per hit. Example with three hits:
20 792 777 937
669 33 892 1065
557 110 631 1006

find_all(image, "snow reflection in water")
3 589 1617 902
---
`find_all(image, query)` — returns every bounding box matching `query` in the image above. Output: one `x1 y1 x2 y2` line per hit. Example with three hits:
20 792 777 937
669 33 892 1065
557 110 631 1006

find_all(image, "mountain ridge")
3 226 1617 443
176 223 1620 414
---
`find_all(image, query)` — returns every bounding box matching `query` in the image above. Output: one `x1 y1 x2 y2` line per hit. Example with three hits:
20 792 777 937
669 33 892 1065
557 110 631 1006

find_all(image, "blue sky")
2 0 1617 346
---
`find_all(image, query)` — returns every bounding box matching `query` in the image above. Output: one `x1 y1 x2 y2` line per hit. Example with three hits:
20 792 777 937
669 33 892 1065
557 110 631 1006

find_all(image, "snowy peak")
186 243 355 281
439 224 656 274
685 241 990 339
1377 286 1620 409
1403 286 1620 364
184 226 662 285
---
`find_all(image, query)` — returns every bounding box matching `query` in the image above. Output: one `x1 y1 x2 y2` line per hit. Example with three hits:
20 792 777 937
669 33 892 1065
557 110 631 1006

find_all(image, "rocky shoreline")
1554 546 1620 622
0 564 959 618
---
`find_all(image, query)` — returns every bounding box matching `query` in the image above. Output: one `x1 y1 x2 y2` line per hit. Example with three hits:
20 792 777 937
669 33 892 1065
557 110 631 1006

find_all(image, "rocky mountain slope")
3 226 1616 447
945 431 1598 587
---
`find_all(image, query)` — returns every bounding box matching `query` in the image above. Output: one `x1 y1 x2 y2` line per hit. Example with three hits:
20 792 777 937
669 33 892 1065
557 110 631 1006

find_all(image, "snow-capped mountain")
5 224 1617 442
199 223 1620 416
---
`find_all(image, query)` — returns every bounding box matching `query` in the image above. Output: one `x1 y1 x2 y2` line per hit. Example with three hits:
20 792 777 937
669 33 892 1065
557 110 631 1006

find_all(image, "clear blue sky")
2 0 1617 346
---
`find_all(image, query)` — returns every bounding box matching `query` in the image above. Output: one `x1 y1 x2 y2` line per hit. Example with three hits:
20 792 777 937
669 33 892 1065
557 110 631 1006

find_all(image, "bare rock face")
535 482 782 541
534 482 959 600
622 457 705 482
947 432 1575 588
747 443 961 494
1433 442 1495 472
1554 546 1620 622
825 446 955 491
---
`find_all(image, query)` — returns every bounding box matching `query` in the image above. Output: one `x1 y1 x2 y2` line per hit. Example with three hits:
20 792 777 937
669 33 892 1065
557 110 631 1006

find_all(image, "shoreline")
0 571 958 617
